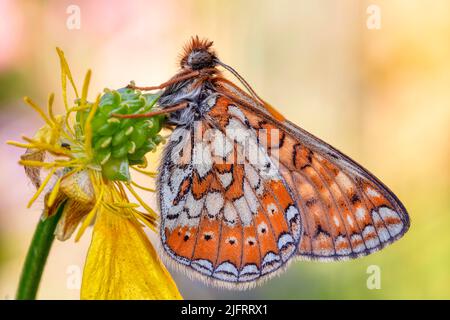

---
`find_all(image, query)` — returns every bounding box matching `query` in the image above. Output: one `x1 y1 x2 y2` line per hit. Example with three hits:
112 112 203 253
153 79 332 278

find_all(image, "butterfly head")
180 36 218 70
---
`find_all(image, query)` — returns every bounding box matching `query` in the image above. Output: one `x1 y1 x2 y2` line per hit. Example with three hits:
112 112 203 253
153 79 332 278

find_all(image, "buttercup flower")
8 49 182 300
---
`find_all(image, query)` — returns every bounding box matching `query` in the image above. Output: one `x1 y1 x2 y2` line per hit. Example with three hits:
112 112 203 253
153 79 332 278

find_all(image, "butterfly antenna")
215 59 286 121
215 59 265 106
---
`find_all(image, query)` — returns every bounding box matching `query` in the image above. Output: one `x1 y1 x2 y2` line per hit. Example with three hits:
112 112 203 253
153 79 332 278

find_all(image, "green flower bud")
76 88 165 181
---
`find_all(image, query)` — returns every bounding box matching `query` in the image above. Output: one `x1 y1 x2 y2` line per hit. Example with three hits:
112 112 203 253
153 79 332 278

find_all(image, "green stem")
16 202 65 300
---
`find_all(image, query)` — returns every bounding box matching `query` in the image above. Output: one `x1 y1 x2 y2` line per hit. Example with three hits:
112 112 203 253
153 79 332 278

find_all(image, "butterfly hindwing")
158 103 302 286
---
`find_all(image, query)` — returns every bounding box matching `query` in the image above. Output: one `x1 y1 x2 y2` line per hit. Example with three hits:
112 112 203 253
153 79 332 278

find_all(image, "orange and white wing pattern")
129 37 409 288
158 98 302 287
225 96 411 261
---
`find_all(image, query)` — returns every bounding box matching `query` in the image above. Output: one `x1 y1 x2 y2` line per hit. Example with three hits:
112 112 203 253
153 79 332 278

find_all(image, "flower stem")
16 202 65 300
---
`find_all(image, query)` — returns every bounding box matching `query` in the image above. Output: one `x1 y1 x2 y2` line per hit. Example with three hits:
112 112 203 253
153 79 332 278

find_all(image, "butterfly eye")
186 50 216 70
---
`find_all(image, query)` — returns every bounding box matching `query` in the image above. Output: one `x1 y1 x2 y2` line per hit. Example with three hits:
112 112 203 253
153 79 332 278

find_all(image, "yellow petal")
81 208 182 300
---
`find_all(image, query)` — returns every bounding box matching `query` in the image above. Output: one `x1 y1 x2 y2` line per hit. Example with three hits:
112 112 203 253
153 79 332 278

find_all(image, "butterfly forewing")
214 81 410 261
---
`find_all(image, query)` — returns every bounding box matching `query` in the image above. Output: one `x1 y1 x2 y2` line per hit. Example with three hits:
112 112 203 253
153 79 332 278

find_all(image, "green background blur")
0 0 449 299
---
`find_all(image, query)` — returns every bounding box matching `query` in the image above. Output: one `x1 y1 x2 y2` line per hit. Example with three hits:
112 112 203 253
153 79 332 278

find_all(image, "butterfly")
119 36 410 288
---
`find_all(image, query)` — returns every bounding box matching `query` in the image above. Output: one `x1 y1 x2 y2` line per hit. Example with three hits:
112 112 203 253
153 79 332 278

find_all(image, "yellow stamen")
19 159 79 168
21 136 73 157
64 104 90 132
103 202 121 214
27 168 57 208
54 159 80 166
47 93 56 123
67 105 90 115
47 175 62 208
19 160 54 168
113 202 140 209
6 141 34 149
56 47 79 109
109 184 134 213
56 47 79 137
23 97 53 127
130 210 157 232
84 94 100 159
130 180 155 192
124 183 158 219
131 166 158 177
75 185 104 242
137 156 148 168
65 104 90 136
81 70 91 106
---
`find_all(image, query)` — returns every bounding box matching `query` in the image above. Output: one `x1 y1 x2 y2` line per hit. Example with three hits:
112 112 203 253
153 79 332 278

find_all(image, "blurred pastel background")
0 0 449 299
